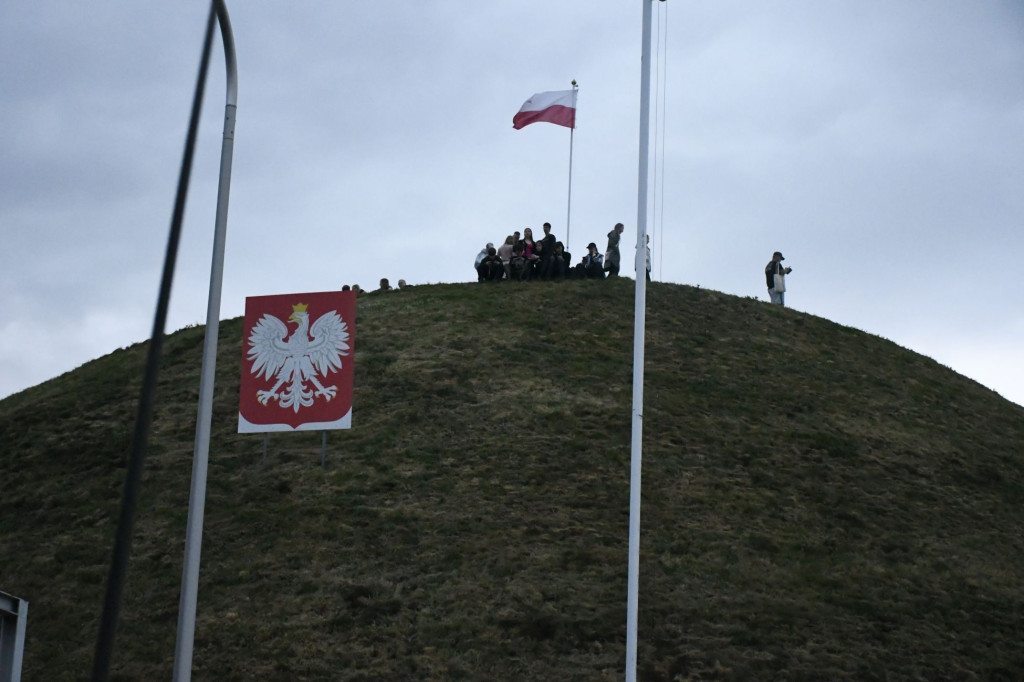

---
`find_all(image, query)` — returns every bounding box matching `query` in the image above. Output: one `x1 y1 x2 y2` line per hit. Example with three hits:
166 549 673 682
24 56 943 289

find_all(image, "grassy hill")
1 279 1022 681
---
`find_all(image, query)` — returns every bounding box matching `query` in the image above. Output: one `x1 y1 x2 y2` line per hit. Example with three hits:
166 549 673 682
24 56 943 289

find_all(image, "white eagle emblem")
246 303 350 412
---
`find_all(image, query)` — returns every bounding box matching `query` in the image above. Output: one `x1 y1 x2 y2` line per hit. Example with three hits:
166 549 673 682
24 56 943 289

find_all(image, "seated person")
474 243 493 281
477 246 505 282
527 239 544 280
577 242 605 279
509 243 528 281
497 235 514 279
539 240 571 279
553 241 571 278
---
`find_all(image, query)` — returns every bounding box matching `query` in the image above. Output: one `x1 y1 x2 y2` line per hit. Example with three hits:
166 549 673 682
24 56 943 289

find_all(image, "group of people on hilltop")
475 221 644 282
352 228 793 308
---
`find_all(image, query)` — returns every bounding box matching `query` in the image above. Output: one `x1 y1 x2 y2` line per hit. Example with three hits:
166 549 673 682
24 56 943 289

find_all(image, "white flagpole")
625 0 655 680
566 80 578 252
172 2 236 681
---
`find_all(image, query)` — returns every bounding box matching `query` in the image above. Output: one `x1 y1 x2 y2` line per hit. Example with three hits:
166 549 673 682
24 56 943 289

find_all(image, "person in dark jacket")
765 250 793 305
553 241 571 278
538 222 557 279
477 246 505 282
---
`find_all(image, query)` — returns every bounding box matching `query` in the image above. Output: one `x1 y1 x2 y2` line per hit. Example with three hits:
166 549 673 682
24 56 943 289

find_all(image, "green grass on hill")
2 280 1023 681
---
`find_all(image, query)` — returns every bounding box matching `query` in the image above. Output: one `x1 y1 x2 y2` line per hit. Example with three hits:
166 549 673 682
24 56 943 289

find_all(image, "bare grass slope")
2 280 1023 681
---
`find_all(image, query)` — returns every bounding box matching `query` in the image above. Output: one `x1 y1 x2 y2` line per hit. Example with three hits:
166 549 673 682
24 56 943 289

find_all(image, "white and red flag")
238 290 356 433
512 89 577 130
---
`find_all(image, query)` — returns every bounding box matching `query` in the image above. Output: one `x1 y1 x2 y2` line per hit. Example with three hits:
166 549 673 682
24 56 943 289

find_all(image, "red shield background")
238 290 356 432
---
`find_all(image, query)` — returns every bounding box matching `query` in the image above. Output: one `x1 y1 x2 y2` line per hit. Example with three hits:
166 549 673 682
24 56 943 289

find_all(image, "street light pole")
172 2 237 681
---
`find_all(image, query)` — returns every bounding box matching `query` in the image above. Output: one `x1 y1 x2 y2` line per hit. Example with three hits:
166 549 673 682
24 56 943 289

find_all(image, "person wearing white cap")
765 251 793 306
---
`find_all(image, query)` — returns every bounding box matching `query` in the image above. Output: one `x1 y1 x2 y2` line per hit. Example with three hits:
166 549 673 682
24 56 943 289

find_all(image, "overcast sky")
2 1 1022 407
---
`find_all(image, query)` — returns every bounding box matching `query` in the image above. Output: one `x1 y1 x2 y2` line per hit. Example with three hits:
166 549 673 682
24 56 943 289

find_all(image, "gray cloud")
1 0 1022 406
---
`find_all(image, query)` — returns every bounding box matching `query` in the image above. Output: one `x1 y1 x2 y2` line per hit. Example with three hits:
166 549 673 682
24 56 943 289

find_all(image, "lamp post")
172 2 237 681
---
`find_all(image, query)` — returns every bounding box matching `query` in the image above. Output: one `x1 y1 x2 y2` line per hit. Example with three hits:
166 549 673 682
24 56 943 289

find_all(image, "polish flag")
513 90 577 130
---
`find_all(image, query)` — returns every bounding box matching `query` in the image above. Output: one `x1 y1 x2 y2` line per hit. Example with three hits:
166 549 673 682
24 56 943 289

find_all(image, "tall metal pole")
625 0 655 680
172 2 237 681
565 80 578 252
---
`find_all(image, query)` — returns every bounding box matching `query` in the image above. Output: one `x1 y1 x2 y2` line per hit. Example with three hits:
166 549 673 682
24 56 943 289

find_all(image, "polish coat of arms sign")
238 291 356 433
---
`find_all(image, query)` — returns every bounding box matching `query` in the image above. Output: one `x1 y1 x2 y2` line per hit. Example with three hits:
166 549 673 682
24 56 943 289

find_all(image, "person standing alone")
605 222 625 277
765 251 792 306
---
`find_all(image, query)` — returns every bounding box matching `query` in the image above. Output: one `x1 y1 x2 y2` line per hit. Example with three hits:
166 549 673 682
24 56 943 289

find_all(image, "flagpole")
172 2 236 681
625 0 655 680
566 79 578 252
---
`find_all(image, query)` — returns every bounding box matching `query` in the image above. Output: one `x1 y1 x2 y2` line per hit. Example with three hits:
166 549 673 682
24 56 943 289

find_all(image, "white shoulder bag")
773 272 786 292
